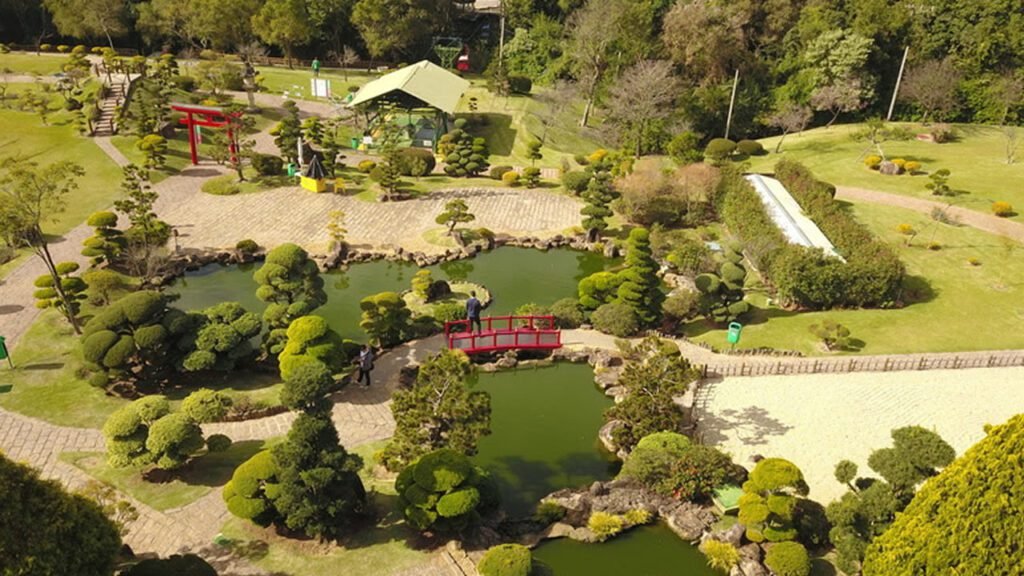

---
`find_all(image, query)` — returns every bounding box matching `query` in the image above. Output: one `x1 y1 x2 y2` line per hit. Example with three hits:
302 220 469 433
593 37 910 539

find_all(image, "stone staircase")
93 78 127 137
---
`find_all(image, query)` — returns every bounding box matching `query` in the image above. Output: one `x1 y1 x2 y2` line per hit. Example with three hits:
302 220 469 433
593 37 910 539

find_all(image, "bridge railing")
444 315 561 353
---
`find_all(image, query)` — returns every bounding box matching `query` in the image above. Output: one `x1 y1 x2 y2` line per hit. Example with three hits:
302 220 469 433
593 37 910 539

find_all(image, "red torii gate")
170 103 242 165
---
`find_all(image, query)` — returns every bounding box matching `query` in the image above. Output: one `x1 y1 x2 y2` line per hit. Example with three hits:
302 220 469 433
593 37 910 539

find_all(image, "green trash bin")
350 137 360 149
287 163 297 177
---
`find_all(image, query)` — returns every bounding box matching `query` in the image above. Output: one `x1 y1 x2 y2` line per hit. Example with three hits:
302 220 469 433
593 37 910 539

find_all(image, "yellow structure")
300 155 328 193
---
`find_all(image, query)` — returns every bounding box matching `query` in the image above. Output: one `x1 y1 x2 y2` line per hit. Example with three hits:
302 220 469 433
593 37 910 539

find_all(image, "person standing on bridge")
466 291 483 334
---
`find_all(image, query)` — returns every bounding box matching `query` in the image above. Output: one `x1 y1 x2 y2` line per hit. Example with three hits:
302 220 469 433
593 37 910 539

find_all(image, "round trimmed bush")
397 148 437 176
666 131 702 163
904 160 922 173
251 153 283 176
992 201 1014 217
864 155 882 169
477 544 532 576
501 171 520 186
704 138 736 162
436 486 480 517
206 434 232 452
412 449 472 492
591 302 639 337
356 160 376 173
489 165 513 180
550 298 584 328
561 171 591 194
87 211 119 228
764 542 811 576
181 389 232 423
236 239 259 254
736 139 765 156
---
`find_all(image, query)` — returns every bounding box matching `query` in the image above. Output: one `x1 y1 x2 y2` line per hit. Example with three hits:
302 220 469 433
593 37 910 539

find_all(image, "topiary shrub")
507 75 532 94
736 139 765 156
477 543 532 576
431 301 466 323
501 170 520 187
489 165 513 180
591 302 639 337
145 413 206 470
764 542 811 576
561 170 591 194
397 147 437 176
618 431 737 500
222 450 280 525
356 160 376 173
704 138 736 163
864 155 882 169
236 239 259 254
992 201 1014 217
202 177 241 196
206 434 232 452
181 389 233 423
277 315 347 381
396 448 498 534
666 131 703 163
550 298 584 328
903 160 921 174
251 153 283 176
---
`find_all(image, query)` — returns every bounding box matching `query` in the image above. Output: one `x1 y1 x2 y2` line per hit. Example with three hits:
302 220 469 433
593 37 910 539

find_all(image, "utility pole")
725 69 739 139
498 1 506 66
888 46 910 121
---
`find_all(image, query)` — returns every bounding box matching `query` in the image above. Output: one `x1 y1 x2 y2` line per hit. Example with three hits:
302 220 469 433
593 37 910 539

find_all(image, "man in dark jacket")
466 291 482 333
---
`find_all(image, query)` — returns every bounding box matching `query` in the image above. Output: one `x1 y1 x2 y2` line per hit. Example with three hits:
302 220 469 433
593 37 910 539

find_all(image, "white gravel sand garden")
696 367 1024 504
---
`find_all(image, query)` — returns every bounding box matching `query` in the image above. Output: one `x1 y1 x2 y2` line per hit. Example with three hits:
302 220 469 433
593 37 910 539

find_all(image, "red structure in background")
444 316 562 354
170 103 242 165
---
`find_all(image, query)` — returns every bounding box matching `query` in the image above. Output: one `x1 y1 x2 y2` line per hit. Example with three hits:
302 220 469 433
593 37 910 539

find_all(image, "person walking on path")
355 344 376 387
466 291 483 334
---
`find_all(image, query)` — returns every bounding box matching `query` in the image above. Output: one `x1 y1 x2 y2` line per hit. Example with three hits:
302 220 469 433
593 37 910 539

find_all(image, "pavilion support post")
186 112 198 165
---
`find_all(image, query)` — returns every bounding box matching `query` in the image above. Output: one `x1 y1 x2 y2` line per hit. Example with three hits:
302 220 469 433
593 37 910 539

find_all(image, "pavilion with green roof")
347 60 470 151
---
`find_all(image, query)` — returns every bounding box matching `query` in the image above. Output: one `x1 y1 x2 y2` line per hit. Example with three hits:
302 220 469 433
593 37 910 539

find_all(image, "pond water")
532 522 716 576
470 363 616 518
169 247 615 341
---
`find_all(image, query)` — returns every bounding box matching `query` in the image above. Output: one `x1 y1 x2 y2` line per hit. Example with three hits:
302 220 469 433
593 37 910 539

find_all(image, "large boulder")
425 279 452 302
662 501 716 541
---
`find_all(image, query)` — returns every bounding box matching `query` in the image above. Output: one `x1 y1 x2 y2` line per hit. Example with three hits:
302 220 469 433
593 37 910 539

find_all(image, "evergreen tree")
435 199 476 235
253 243 327 354
359 291 412 347
33 261 88 328
273 100 302 163
381 350 491 471
738 458 809 543
863 415 1024 576
615 227 662 326
0 453 121 576
376 122 405 200
580 170 618 235
271 412 366 541
81 211 127 266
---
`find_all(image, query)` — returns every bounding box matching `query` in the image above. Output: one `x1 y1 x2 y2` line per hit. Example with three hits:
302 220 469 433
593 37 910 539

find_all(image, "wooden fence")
703 352 1024 378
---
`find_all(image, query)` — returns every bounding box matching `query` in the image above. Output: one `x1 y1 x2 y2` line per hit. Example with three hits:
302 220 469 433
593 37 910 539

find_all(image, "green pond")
470 363 616 518
532 522 716 576
170 247 615 341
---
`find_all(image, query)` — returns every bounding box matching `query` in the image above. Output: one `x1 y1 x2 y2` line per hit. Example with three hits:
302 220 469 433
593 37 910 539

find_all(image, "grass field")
751 123 1024 223
0 52 68 75
254 65 375 100
61 439 274 511
685 201 1024 355
0 102 124 236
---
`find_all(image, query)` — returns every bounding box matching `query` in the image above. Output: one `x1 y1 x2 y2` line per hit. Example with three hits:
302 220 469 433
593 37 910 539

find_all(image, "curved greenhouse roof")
745 174 843 261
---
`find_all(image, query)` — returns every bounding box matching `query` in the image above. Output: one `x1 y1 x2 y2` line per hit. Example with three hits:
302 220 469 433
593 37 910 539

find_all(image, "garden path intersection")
1 100 1024 572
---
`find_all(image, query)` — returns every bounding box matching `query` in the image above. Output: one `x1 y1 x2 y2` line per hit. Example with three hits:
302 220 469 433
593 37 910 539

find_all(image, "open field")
751 123 1024 223
0 52 68 75
685 201 1024 355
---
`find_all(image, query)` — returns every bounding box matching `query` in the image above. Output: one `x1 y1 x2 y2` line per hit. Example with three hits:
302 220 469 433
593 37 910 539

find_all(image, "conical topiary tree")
616 227 663 326
81 211 126 266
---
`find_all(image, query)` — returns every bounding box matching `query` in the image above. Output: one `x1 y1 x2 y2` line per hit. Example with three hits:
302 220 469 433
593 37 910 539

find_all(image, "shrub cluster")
395 448 499 533
397 147 437 176
618 432 739 501
477 544 532 576
771 160 905 308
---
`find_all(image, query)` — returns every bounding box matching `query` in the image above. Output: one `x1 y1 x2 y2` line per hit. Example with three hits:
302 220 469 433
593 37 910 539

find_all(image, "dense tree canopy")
863 414 1024 575
0 453 121 576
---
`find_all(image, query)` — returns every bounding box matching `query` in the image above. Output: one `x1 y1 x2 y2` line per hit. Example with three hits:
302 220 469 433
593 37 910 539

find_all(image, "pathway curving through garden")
835 186 1024 244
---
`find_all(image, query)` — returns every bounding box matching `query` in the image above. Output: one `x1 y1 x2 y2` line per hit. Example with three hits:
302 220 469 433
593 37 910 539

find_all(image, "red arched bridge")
444 315 563 354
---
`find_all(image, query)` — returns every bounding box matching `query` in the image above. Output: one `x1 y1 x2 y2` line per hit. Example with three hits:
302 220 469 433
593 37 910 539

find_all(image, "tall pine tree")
580 170 618 236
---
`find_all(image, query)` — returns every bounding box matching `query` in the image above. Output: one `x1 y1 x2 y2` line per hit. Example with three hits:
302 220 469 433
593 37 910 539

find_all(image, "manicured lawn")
0 52 68 75
254 66 376 100
61 439 274 511
0 310 124 428
457 82 605 169
0 105 124 236
685 201 1024 355
201 171 296 195
751 123 1024 223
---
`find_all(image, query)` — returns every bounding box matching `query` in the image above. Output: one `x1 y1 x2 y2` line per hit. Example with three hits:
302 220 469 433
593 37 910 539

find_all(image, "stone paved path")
836 186 1024 243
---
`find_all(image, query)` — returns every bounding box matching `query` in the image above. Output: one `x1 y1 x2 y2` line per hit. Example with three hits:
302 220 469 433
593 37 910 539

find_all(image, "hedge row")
716 166 787 273
772 160 905 308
